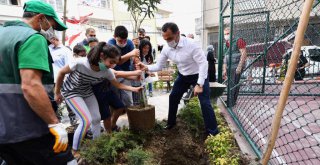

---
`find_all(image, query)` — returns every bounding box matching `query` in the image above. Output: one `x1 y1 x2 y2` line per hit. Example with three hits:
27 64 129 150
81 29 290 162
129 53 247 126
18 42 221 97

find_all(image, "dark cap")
23 0 67 31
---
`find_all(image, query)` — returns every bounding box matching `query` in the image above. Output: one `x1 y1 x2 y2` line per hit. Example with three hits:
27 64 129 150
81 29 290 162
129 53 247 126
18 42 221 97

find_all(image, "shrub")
153 81 158 90
178 97 204 137
179 97 241 164
205 132 240 165
206 102 241 164
127 147 152 165
80 129 144 164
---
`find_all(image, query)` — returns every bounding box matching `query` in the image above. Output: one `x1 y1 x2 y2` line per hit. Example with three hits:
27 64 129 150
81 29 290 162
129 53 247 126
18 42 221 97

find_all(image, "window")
89 19 112 33
207 32 218 46
155 13 163 19
118 1 128 12
0 0 6 5
101 0 111 8
0 0 19 5
81 0 111 9
42 0 63 12
120 21 133 33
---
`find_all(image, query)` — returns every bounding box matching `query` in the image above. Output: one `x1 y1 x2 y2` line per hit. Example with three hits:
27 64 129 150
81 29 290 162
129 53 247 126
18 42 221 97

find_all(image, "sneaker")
85 130 93 139
69 116 77 126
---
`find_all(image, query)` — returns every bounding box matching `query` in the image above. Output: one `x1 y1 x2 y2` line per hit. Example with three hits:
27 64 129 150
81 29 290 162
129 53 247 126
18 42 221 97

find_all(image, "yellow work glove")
48 123 68 153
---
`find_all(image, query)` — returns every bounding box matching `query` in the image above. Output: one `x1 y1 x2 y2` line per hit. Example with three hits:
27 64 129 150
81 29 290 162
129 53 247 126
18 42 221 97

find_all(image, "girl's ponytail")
87 42 107 66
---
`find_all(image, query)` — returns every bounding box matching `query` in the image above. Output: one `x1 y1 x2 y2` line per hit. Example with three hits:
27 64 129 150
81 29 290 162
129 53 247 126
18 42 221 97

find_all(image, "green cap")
23 0 67 31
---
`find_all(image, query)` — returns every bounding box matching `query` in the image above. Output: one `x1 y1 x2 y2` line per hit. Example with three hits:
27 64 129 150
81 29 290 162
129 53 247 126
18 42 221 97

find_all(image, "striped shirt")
61 58 115 99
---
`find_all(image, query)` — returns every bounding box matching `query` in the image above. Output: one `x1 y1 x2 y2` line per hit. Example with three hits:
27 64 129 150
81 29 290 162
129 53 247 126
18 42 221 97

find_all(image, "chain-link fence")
219 0 320 164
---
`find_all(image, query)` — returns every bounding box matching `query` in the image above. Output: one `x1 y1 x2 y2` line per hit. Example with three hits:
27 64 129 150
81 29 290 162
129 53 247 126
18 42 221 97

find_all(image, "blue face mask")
98 62 108 71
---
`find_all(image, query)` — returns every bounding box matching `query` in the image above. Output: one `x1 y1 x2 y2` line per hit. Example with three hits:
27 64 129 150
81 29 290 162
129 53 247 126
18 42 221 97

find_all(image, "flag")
68 32 82 45
65 13 93 24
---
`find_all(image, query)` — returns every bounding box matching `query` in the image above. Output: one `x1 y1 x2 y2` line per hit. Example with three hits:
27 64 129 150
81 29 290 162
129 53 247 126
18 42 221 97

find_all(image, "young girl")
139 39 154 96
54 42 142 156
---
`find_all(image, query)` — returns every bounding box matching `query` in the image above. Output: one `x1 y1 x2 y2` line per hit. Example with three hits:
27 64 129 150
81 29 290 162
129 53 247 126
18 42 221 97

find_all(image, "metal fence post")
261 12 270 94
227 0 235 107
218 0 224 83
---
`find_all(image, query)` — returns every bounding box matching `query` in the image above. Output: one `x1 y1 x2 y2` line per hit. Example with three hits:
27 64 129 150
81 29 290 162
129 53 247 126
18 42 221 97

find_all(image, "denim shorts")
92 82 125 120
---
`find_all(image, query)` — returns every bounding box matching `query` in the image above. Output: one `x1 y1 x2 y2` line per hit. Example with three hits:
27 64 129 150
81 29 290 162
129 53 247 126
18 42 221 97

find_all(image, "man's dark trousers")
0 134 74 165
168 73 219 135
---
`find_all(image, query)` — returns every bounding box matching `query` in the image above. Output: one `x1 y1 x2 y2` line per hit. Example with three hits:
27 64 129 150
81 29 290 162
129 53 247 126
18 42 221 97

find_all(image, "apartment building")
0 0 171 48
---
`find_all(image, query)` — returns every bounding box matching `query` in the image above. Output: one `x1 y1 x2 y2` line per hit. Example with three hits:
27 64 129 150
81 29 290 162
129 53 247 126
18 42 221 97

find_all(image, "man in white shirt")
49 36 73 82
49 36 76 124
138 22 219 135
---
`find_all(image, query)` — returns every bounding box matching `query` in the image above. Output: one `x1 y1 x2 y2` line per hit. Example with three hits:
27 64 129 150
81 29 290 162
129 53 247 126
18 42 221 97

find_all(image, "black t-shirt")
295 54 308 80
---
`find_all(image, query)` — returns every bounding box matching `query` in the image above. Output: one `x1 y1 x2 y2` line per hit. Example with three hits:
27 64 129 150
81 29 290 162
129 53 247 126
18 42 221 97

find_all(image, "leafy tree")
120 0 160 35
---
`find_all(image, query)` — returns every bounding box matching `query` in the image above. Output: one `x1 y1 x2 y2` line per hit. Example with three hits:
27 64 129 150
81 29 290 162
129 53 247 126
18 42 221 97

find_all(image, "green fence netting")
219 0 320 164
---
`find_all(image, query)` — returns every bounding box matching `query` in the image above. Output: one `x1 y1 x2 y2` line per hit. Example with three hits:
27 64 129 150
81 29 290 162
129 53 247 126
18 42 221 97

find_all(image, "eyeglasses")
89 35 96 37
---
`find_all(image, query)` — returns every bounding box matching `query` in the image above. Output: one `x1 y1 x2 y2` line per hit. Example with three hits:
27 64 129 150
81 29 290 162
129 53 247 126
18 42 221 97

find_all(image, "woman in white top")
54 42 142 157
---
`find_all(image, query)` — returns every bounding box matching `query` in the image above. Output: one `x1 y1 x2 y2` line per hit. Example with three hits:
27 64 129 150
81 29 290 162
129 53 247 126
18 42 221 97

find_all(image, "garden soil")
143 119 210 165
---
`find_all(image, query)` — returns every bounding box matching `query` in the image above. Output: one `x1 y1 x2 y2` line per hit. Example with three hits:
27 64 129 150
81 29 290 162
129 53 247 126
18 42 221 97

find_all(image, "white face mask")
224 35 230 41
40 27 55 41
167 40 178 48
116 41 127 48
40 18 55 41
143 52 148 56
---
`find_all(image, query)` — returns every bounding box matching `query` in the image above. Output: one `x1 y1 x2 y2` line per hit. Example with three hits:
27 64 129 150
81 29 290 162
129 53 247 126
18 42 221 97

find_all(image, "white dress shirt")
148 37 208 85
49 44 73 83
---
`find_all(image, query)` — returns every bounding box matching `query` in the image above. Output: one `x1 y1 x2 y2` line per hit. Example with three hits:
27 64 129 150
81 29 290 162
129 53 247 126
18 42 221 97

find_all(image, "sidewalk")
116 89 184 127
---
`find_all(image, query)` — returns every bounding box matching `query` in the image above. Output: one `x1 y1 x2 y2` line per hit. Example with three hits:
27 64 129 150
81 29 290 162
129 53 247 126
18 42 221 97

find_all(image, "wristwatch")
196 83 203 88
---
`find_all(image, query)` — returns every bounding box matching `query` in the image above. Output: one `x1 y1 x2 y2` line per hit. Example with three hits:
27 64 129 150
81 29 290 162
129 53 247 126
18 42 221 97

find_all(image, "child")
73 44 87 58
139 39 154 96
54 42 142 157
88 37 99 49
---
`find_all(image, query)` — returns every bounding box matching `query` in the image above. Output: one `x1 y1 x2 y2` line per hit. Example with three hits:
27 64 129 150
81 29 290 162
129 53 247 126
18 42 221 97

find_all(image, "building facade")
0 0 171 49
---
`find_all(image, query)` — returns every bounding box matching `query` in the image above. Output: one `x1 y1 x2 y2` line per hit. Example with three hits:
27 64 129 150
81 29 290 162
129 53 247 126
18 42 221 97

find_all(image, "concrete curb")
217 99 260 165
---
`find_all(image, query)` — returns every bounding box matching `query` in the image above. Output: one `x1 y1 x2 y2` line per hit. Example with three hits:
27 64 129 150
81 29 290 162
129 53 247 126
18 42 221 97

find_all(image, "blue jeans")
168 73 219 135
148 83 153 93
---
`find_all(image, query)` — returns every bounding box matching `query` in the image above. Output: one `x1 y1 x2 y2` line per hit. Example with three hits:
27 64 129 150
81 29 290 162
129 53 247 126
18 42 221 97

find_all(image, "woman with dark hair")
54 42 142 157
139 39 154 96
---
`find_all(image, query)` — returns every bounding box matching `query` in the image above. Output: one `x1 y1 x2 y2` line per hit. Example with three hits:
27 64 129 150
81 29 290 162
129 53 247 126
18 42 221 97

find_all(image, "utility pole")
62 0 67 45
